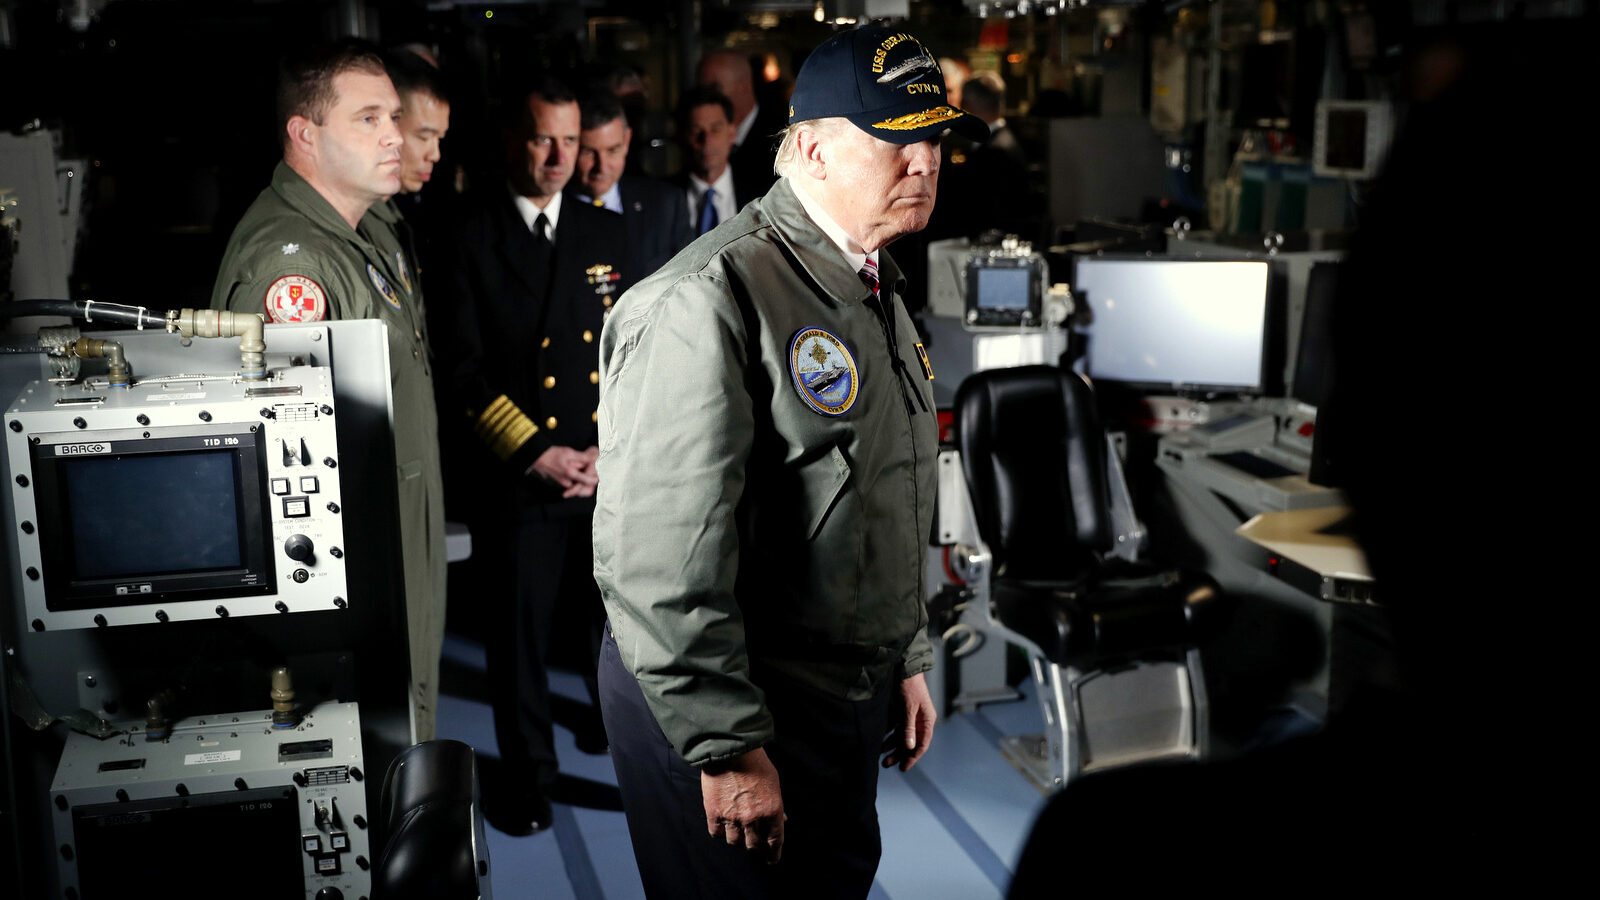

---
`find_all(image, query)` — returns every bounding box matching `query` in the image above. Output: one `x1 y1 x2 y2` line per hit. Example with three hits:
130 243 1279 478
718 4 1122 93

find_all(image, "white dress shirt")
787 175 877 280
576 183 623 214
512 187 564 241
685 167 738 230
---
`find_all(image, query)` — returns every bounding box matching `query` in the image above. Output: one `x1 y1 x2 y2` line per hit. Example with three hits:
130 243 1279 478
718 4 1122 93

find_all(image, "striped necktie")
859 257 880 297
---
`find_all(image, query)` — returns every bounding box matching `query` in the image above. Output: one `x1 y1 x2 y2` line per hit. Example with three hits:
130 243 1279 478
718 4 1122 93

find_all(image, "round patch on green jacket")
789 327 858 417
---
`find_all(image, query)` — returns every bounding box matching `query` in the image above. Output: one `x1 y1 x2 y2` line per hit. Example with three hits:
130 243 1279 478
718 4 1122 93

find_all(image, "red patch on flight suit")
265 275 328 323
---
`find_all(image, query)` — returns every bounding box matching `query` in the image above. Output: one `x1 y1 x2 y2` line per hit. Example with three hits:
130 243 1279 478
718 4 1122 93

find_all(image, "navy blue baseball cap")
788 23 988 145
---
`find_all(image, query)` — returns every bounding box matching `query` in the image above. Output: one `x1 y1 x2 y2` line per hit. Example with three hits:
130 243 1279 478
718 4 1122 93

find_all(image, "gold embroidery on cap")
873 106 963 130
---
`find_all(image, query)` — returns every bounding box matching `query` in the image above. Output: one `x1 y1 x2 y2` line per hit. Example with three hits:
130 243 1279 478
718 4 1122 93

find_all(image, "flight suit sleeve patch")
367 264 402 310
264 274 328 323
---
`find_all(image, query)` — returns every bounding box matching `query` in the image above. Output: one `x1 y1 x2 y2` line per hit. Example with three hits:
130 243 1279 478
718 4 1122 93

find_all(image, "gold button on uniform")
589 371 599 384
602 296 613 307
541 337 551 348
591 411 598 422
544 376 556 388
546 417 558 429
583 330 594 343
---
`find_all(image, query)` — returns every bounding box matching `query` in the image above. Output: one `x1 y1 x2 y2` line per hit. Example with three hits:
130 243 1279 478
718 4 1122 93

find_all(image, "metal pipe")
168 309 268 380
70 337 130 387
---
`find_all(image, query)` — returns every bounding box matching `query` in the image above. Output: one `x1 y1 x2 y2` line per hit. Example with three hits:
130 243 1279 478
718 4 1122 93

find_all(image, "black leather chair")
374 739 493 900
951 365 1221 788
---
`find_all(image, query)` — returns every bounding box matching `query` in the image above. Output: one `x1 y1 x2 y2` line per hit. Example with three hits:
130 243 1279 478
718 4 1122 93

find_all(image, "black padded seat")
956 365 1221 669
992 562 1219 670
953 366 1224 784
374 739 490 900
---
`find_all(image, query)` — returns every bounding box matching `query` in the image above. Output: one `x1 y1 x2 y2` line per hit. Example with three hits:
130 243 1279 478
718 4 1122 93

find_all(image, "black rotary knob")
284 534 315 563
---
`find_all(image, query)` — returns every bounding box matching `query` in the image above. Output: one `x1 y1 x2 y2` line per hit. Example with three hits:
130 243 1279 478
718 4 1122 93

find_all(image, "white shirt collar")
688 167 737 219
990 117 1006 135
511 185 563 239
577 182 623 214
786 175 874 277
734 102 760 148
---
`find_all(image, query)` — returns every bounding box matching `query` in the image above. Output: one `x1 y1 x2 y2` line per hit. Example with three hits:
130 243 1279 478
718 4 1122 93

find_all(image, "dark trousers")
480 509 601 793
599 629 894 900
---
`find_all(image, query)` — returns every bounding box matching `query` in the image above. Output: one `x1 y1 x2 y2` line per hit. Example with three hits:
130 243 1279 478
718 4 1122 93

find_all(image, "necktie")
859 257 880 297
698 187 719 235
531 212 552 270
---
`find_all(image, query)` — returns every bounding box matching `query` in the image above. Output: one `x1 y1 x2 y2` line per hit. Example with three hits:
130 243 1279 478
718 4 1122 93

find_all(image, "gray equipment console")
6 364 348 630
1154 399 1338 513
50 700 370 900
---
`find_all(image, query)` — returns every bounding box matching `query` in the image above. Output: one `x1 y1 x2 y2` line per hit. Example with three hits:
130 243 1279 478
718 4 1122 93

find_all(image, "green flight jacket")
594 177 938 768
210 161 448 740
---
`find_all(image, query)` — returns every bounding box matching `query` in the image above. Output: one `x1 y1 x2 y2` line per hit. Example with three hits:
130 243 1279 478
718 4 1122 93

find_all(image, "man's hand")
531 445 600 498
881 672 936 772
701 747 786 863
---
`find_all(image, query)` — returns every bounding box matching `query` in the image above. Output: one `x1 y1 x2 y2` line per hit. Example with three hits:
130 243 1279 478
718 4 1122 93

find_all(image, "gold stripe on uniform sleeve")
473 394 538 461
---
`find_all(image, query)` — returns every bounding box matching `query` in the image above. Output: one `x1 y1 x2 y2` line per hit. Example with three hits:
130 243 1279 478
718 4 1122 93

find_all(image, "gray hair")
773 117 851 179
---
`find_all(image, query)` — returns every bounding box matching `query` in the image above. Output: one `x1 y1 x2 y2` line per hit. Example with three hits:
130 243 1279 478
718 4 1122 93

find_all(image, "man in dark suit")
671 86 759 238
431 75 630 835
697 49 787 201
928 70 1032 243
571 90 692 279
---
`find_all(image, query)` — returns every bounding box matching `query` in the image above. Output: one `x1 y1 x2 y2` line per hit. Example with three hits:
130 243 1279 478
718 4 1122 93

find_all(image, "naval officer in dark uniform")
430 75 631 834
210 39 448 743
572 89 693 279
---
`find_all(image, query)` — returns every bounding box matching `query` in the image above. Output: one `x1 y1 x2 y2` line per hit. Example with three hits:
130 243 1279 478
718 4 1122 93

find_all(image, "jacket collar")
270 160 383 250
757 178 905 308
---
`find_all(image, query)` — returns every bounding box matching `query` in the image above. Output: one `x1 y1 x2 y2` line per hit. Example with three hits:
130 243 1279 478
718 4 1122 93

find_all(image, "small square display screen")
61 450 244 579
976 267 1032 310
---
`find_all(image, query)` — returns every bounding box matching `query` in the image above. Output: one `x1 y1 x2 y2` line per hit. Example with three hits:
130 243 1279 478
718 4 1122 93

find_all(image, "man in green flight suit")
211 40 447 742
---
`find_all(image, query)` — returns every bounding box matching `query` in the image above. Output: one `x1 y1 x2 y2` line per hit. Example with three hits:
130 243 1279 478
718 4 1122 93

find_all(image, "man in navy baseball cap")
788 23 989 146
597 22 975 900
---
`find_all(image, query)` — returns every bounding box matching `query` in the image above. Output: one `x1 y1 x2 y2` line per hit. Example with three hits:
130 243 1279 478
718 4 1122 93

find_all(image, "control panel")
964 237 1050 328
50 701 371 900
5 365 349 630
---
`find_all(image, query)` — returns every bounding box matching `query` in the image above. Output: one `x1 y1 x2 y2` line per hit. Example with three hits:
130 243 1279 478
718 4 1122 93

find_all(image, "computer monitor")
27 426 276 612
1312 99 1392 179
1073 258 1273 395
1293 261 1341 410
965 253 1046 327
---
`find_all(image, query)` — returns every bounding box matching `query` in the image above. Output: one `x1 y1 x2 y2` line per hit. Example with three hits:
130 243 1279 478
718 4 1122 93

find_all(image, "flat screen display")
63 450 245 579
73 786 304 899
1323 109 1370 172
976 267 1032 310
1074 259 1271 393
30 427 273 610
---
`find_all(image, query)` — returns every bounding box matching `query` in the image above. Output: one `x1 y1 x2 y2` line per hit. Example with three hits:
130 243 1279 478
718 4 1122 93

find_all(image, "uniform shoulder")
612 207 781 320
442 187 514 238
620 175 680 206
566 198 627 236
214 205 366 321
222 191 348 267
